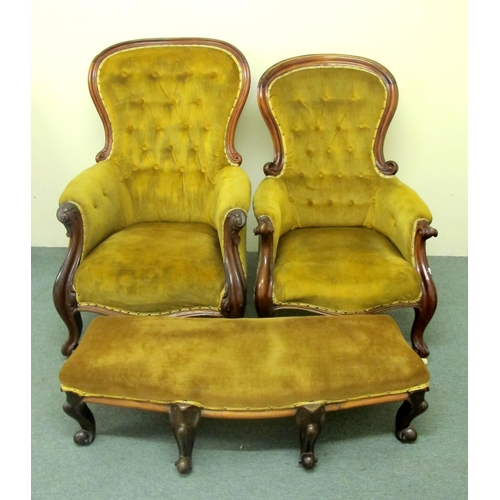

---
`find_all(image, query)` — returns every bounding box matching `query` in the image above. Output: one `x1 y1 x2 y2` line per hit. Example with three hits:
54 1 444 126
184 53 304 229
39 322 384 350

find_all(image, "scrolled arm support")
411 220 438 357
53 202 84 356
253 216 276 317
95 150 109 163
220 209 247 318
263 161 282 177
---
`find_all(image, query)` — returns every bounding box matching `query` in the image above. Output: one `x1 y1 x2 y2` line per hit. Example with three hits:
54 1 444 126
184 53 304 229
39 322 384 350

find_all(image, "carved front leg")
296 404 326 469
62 392 96 445
221 209 247 318
169 404 201 474
395 390 429 442
253 215 276 318
412 220 438 358
53 202 84 356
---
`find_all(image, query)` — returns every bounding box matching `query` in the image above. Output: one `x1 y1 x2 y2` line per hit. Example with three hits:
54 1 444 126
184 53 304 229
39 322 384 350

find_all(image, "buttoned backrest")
259 56 398 228
91 40 249 224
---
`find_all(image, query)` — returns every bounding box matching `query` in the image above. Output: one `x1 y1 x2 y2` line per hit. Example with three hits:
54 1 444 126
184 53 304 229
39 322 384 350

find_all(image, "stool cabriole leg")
62 392 96 445
296 404 326 469
395 389 429 442
169 404 201 474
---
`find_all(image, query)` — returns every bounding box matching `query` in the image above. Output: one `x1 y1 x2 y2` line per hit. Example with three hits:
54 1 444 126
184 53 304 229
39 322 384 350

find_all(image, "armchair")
54 38 251 356
253 55 437 357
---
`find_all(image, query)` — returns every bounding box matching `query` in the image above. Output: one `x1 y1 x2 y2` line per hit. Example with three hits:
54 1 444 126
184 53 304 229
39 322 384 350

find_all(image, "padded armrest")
369 177 433 263
58 160 134 257
208 166 251 253
253 177 294 258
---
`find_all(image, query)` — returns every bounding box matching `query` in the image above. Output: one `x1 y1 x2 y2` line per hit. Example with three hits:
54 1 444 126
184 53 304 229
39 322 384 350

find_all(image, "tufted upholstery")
54 39 251 356
253 55 438 357
267 67 388 227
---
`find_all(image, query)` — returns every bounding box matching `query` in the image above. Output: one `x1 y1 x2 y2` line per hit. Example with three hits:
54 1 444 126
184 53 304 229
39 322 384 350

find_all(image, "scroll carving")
263 161 283 177
411 220 438 357
377 160 399 176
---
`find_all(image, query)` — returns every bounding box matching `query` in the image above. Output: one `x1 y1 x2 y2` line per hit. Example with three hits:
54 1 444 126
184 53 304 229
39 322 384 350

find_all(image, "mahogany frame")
257 54 400 177
254 55 438 357
53 38 251 356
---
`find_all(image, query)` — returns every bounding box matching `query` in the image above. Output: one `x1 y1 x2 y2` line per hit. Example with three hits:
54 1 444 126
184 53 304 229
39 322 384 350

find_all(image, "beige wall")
31 0 468 255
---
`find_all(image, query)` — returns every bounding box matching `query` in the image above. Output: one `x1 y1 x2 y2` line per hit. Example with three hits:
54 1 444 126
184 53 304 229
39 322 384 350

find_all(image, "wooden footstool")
59 315 430 473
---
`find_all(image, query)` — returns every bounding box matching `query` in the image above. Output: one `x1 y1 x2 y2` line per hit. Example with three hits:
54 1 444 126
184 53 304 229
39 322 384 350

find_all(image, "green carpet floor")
31 248 467 499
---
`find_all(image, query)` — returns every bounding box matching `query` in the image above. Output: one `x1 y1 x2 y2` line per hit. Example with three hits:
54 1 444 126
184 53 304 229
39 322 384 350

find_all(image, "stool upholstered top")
59 315 429 412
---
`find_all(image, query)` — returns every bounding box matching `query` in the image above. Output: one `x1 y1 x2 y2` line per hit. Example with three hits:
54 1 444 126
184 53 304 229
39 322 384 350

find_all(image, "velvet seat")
253 55 438 357
73 222 225 312
273 227 422 312
60 315 429 412
54 39 251 356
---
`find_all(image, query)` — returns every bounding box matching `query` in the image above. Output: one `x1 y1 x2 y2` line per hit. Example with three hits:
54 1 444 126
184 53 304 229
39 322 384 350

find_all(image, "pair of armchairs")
53 38 437 359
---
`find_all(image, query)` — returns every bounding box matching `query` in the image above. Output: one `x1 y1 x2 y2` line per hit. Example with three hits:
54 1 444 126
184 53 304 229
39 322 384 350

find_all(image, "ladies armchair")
253 55 437 357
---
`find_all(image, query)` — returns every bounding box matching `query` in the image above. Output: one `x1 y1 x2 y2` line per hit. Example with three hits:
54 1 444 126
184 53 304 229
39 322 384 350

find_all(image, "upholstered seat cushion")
59 315 429 412
74 222 224 314
273 227 422 313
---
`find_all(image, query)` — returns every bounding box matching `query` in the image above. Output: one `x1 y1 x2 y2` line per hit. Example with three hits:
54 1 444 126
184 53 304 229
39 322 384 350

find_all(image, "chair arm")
369 177 434 264
252 177 294 258
58 160 134 257
207 167 251 317
208 166 251 243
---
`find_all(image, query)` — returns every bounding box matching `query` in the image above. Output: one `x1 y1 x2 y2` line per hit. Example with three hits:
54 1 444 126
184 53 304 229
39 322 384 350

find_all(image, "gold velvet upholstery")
54 39 251 356
253 55 438 357
59 315 429 413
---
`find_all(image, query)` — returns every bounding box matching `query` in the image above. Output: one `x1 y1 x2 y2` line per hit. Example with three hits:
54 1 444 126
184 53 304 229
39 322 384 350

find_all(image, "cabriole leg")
395 390 429 442
62 392 96 445
169 404 201 474
296 404 326 470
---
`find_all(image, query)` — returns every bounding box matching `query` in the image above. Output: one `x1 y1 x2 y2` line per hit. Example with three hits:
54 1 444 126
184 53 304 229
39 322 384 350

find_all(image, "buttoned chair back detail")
54 39 251 356
253 55 437 357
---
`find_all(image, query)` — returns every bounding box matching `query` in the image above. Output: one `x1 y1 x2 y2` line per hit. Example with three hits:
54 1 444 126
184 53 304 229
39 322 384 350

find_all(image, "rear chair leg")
169 404 201 474
62 392 96 445
395 390 429 442
296 404 326 469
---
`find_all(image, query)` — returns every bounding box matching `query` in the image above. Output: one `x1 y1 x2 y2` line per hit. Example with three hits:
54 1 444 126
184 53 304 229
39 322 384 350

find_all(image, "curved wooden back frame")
257 54 399 176
89 38 251 164
54 39 251 356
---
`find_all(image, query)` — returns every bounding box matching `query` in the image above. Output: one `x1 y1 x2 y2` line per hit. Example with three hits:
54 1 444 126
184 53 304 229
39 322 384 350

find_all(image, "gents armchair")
54 38 251 356
253 55 437 357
